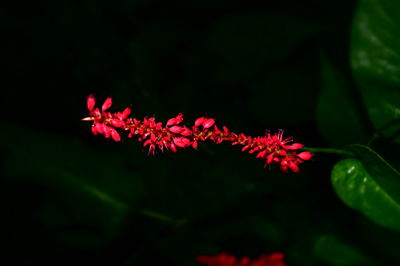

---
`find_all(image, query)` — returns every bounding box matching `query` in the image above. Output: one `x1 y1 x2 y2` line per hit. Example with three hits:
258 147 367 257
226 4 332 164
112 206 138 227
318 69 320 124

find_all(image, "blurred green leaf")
247 58 319 127
313 235 373 265
1 123 141 238
331 156 400 231
317 54 368 147
205 13 318 66
351 0 400 139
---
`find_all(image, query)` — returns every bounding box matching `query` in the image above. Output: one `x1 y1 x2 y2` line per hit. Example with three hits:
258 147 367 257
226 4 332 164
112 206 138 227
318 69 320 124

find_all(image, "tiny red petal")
298 151 313 160
194 117 205 127
102 97 112 112
202 118 215 129
87 94 96 111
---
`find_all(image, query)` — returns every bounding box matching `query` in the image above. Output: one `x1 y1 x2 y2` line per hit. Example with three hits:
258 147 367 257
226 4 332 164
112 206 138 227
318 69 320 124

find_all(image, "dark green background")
2 0 400 265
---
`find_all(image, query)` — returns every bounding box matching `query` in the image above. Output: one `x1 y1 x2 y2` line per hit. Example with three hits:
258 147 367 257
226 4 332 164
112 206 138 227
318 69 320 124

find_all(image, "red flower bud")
194 117 205 127
166 118 177 127
298 151 313 160
87 94 96 111
111 128 121 142
103 125 111 138
169 126 183 134
285 143 303 150
102 97 112 112
203 118 215 129
173 137 191 147
111 119 125 128
120 107 131 120
181 127 192 136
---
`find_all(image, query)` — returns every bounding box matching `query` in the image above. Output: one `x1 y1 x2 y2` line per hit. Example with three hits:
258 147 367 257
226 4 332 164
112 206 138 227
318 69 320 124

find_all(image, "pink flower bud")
173 137 191 147
91 125 98 135
103 125 111 138
203 118 215 129
194 117 205 127
111 119 125 128
169 126 183 134
87 94 96 111
181 127 192 136
192 141 198 149
166 118 177 127
102 97 112 112
298 151 313 160
288 161 299 173
120 107 131 120
111 129 121 142
285 143 303 150
256 150 266 158
95 122 104 134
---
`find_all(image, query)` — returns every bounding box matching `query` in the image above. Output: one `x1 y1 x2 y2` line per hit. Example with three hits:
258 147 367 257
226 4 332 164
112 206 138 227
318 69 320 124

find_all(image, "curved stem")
138 209 187 226
301 147 354 156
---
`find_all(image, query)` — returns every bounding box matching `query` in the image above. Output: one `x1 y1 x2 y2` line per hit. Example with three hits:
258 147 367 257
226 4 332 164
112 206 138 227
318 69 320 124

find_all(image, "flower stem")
300 147 354 156
138 209 187 226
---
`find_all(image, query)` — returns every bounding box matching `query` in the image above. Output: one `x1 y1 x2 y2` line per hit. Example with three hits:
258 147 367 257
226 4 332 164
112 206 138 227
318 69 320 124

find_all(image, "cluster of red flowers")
196 252 286 266
82 95 312 172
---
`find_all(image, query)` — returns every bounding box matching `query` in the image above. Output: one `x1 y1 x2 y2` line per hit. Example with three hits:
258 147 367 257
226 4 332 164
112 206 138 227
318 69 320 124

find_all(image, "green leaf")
351 0 400 138
316 53 368 147
331 158 400 231
313 235 373 265
348 144 400 204
1 123 141 237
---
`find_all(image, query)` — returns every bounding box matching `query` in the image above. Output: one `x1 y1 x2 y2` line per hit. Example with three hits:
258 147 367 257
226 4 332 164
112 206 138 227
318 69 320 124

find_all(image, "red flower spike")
102 97 112 112
196 252 286 266
82 95 313 173
87 94 96 111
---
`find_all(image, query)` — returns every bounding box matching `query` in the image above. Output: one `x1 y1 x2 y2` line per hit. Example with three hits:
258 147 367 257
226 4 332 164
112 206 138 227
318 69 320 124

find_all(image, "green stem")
138 209 187 226
300 147 354 156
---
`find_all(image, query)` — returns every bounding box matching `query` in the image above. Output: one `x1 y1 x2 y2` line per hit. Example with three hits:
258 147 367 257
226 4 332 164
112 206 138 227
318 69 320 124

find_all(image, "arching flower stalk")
196 252 286 266
82 95 313 173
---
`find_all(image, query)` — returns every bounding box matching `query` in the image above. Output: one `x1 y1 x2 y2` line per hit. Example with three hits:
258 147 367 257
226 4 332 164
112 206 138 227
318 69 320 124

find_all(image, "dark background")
2 0 398 265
